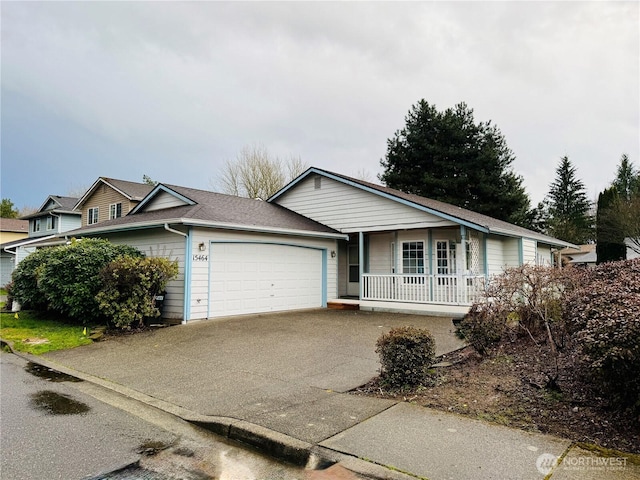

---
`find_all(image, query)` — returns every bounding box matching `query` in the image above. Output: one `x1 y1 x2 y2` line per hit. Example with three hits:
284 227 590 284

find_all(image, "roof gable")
130 184 197 214
38 195 79 213
74 177 154 209
271 167 575 248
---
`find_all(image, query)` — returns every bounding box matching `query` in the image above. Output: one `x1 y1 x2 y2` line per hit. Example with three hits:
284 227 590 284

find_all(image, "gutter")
164 223 188 237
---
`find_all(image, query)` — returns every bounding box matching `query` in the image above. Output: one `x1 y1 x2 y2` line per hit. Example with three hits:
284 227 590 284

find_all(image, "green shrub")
565 259 640 412
375 326 436 388
11 238 142 323
11 248 52 311
96 256 179 328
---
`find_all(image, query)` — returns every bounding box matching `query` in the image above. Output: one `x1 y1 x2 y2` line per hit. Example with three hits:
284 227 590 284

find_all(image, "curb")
1 340 415 480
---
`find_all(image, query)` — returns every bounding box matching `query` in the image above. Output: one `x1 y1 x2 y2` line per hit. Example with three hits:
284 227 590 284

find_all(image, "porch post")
428 229 433 301
359 231 364 299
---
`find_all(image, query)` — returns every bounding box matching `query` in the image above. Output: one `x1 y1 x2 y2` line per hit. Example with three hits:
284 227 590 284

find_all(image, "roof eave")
66 218 347 241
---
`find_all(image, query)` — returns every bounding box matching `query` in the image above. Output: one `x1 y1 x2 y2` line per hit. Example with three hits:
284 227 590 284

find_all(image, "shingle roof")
66 184 342 237
104 178 154 201
277 167 574 248
0 218 29 233
52 196 79 210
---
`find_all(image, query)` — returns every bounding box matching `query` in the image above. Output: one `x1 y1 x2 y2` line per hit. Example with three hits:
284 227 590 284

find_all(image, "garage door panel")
210 243 323 317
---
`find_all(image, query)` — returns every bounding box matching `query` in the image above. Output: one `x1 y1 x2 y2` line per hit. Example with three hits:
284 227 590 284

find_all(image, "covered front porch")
336 226 488 316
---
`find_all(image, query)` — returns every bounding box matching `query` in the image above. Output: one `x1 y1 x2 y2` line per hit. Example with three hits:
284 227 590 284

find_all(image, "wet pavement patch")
26 362 83 382
29 390 91 415
85 463 176 480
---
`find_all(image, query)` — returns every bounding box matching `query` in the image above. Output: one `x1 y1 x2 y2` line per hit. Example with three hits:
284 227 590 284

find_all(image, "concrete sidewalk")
8 310 639 480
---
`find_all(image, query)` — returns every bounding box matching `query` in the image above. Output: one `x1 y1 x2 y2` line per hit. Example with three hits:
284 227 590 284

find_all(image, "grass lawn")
0 311 92 354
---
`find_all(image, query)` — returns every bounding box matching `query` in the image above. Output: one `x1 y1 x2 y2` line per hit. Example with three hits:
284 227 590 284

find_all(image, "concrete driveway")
43 309 464 443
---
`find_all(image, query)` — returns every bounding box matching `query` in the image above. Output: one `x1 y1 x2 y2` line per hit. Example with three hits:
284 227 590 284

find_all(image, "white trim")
109 202 122 220
130 184 196 214
87 206 99 225
66 217 348 240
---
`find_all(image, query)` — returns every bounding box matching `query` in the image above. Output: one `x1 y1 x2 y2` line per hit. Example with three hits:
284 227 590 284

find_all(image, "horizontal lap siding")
100 229 186 320
59 215 81 233
190 229 338 320
276 175 456 232
144 191 189 211
368 233 394 274
82 188 137 227
522 239 537 265
486 236 506 276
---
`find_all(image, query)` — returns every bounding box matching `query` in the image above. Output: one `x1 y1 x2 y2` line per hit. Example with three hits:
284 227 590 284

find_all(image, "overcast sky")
1 1 638 212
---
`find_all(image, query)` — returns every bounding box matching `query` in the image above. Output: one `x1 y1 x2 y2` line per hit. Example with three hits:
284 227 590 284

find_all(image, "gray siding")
59 214 81 233
144 191 190 212
276 175 457 232
102 229 187 321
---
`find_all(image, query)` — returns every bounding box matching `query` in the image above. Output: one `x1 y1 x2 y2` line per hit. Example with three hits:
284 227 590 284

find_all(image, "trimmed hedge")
376 326 436 388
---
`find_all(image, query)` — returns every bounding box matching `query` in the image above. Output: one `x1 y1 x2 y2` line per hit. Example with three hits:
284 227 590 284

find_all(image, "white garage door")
209 243 324 317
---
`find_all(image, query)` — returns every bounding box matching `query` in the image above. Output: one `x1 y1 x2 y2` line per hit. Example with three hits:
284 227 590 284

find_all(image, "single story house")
60 167 573 322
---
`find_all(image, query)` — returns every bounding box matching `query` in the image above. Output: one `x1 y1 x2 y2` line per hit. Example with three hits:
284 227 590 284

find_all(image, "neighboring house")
74 177 154 227
1 196 80 287
0 218 28 244
60 168 573 322
558 244 597 268
0 218 29 286
270 168 575 316
20 195 81 238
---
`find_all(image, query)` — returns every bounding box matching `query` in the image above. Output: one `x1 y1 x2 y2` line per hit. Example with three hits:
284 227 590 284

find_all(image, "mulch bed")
352 338 640 454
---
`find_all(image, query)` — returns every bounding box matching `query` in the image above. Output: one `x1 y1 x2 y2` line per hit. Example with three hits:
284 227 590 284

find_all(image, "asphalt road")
1 352 362 480
0 351 178 479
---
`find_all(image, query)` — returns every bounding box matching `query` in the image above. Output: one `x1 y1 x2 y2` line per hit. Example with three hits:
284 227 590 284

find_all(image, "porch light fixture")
331 250 336 258
198 242 206 251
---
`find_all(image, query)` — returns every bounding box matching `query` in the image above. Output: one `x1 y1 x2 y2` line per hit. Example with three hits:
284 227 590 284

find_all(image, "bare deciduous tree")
214 145 308 199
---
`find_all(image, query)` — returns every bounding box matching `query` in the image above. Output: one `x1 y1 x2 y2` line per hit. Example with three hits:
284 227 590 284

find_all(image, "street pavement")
11 309 640 480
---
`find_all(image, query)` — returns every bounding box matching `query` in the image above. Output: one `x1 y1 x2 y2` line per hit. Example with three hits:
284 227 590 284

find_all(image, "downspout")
164 224 190 324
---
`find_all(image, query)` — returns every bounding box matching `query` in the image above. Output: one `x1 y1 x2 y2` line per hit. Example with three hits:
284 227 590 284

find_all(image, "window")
402 241 425 274
46 216 57 230
88 207 99 225
33 218 41 232
436 240 457 275
109 203 122 220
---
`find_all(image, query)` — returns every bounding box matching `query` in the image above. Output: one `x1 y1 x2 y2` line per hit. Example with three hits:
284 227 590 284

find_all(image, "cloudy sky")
1 1 638 212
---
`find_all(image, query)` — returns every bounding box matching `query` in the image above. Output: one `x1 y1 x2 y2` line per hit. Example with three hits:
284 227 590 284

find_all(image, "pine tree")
545 156 593 244
379 100 531 226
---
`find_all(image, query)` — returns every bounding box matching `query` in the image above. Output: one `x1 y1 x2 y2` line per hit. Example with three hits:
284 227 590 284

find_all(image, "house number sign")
192 254 208 262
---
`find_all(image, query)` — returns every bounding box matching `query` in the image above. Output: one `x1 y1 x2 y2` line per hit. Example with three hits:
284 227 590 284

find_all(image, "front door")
347 244 359 296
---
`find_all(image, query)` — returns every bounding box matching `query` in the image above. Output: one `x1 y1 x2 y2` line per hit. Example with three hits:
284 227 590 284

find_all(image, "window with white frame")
109 202 122 220
88 207 99 225
33 218 41 232
436 240 456 275
402 241 425 274
46 216 57 230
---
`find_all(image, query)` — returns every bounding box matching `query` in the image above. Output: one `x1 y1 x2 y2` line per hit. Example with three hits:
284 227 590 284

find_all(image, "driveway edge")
2 342 416 480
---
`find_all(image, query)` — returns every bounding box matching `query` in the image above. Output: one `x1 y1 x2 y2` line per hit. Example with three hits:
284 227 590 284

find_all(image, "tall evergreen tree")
596 187 626 263
379 100 531 226
612 154 639 200
545 156 593 244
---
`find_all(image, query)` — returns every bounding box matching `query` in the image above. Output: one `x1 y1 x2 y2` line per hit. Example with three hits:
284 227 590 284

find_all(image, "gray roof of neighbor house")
20 195 81 220
0 218 29 233
270 167 575 248
64 184 344 239
74 177 155 209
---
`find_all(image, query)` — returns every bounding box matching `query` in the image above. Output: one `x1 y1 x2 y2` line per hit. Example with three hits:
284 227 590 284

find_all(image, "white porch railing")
362 274 486 306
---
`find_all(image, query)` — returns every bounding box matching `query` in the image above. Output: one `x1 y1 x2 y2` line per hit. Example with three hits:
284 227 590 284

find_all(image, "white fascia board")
2 235 57 253
68 218 348 241
182 219 348 240
129 184 196 214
